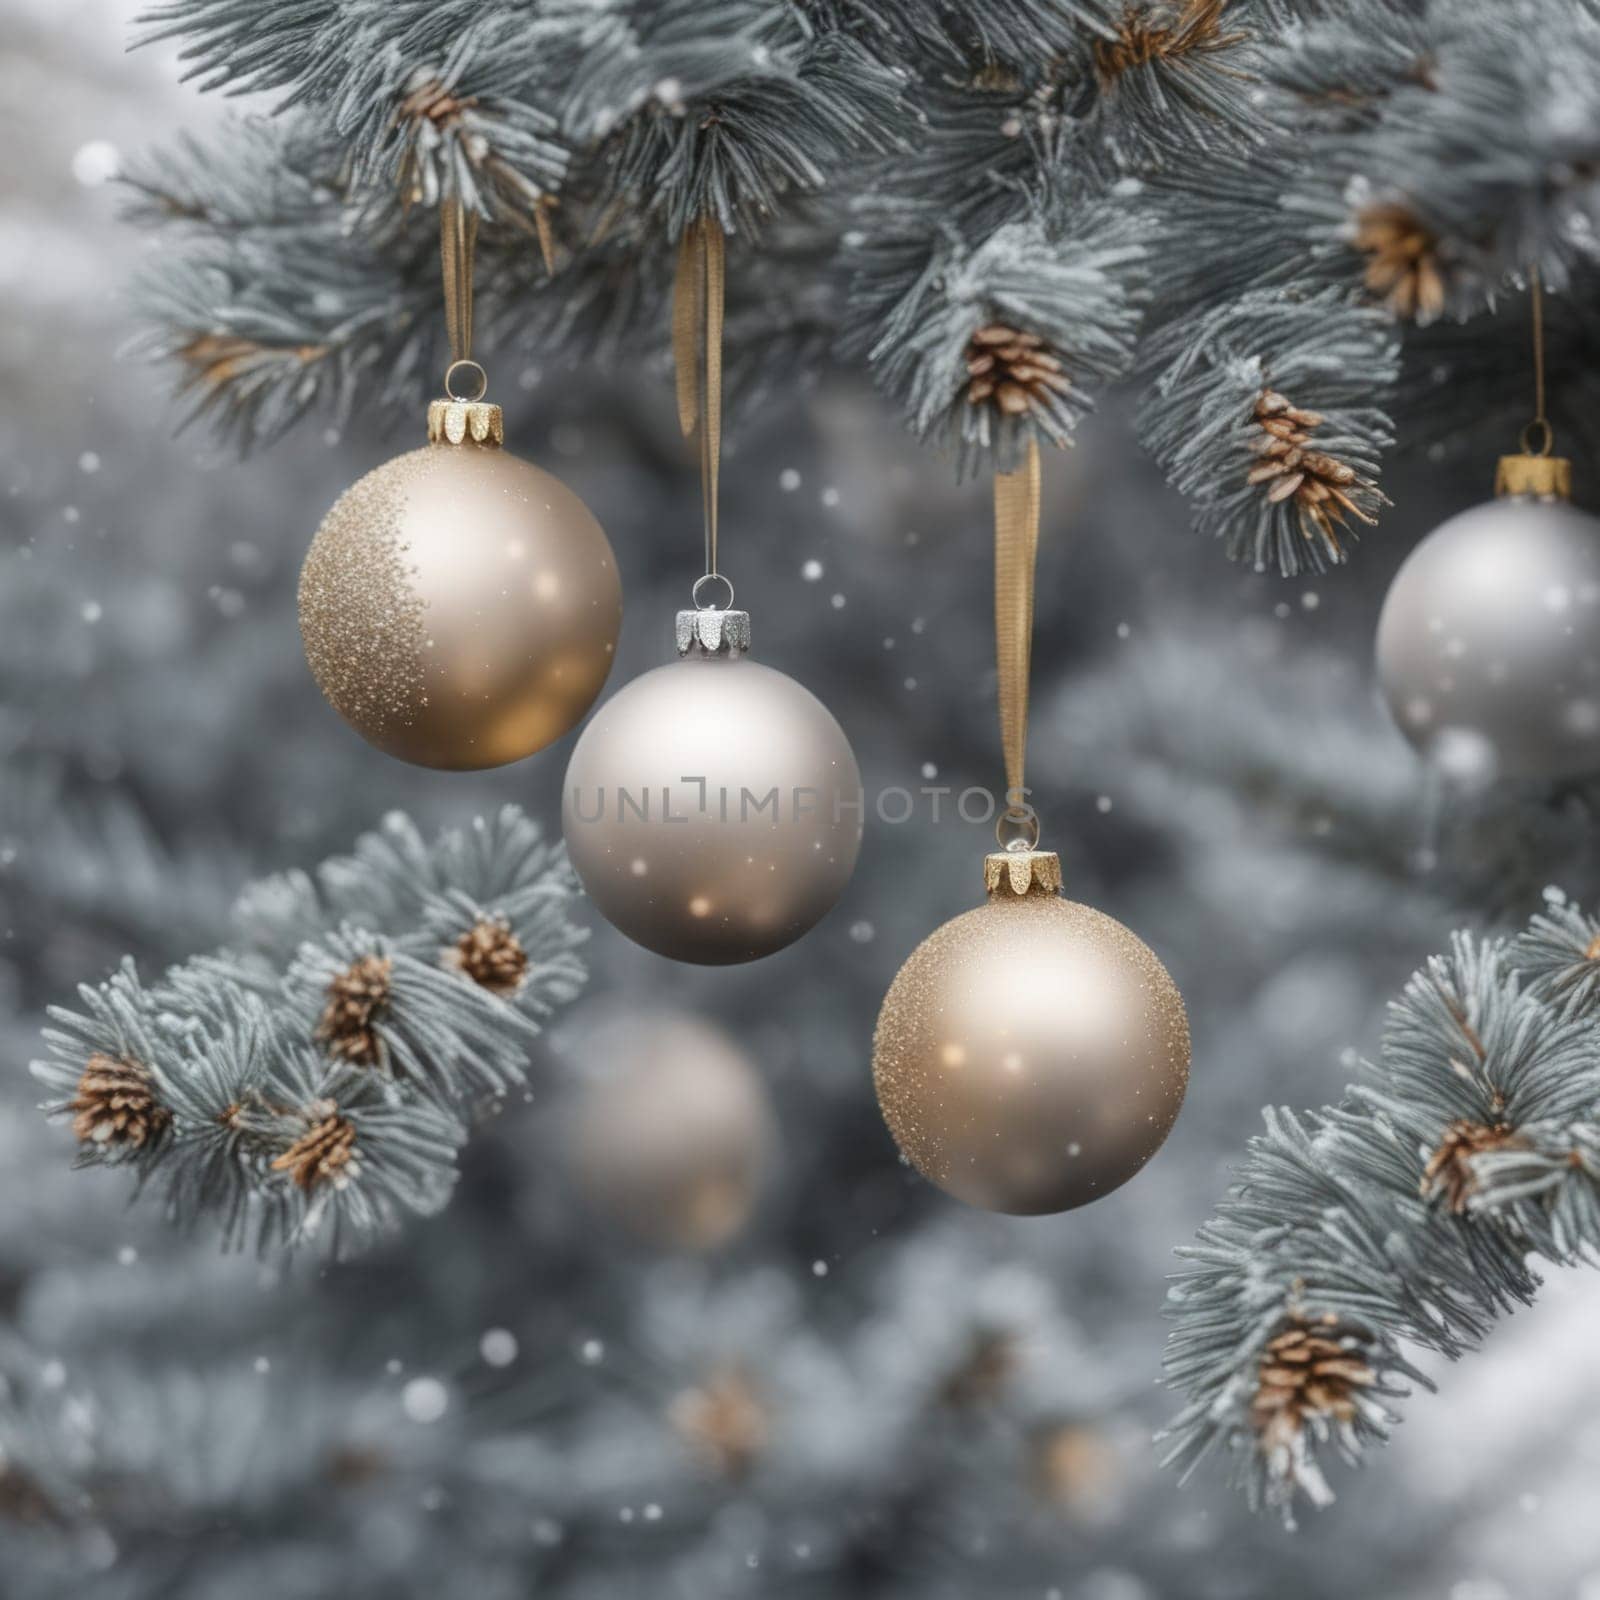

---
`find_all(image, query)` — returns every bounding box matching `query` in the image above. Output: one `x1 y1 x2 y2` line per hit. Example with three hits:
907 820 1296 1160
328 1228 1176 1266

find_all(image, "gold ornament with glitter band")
298 200 621 768
871 438 1190 1215
1377 266 1600 784
561 216 861 962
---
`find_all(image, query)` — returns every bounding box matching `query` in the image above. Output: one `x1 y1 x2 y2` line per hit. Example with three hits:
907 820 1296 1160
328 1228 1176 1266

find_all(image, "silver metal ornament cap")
677 608 752 658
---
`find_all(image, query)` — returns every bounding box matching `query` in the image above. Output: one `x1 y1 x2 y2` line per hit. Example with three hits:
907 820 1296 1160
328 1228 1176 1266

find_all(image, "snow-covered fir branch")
125 0 1600 569
117 0 1249 488
1137 0 1600 572
1137 291 1398 576
1161 895 1600 1521
30 809 587 1259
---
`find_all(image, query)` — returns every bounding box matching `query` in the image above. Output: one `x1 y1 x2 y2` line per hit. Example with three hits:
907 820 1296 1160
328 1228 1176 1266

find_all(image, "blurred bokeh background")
4 2 1600 1595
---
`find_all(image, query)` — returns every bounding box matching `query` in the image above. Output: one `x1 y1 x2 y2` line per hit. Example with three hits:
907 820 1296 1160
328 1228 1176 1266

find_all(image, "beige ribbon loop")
440 198 479 367
994 436 1042 802
673 216 727 579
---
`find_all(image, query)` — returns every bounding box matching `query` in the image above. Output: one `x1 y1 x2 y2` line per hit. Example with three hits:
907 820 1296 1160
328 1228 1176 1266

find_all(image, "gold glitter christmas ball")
567 1010 775 1250
872 851 1190 1215
299 401 621 769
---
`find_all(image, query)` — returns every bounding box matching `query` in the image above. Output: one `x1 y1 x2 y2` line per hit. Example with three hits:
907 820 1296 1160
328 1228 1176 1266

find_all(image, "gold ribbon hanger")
1524 262 1551 458
1496 261 1572 499
439 197 489 403
441 198 478 369
429 199 504 444
673 216 727 591
993 436 1042 841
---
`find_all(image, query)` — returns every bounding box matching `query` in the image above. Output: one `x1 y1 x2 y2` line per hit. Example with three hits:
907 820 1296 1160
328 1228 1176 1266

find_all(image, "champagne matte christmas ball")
563 608 861 964
299 401 620 770
1376 482 1600 783
872 853 1190 1216
568 1011 775 1250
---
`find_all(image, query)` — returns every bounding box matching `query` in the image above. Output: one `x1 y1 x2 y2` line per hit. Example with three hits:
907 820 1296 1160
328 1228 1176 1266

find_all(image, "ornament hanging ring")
1520 417 1554 458
691 572 735 612
444 359 489 404
995 806 1041 853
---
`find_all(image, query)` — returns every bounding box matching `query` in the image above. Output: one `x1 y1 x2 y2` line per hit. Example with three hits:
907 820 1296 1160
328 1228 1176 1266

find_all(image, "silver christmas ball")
567 1010 775 1251
562 608 862 964
1376 488 1600 783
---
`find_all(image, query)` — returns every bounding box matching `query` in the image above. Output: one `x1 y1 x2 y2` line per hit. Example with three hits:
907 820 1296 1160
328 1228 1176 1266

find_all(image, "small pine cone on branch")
69 1053 170 1151
396 77 477 139
271 1099 360 1194
1421 1119 1527 1214
965 324 1072 422
1247 390 1388 555
394 76 478 206
315 955 393 1068
1251 1313 1377 1464
1091 0 1247 81
1353 203 1447 324
447 915 529 996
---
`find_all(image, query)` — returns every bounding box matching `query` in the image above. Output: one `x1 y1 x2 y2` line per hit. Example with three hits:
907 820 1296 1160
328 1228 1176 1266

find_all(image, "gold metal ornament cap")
1495 452 1572 501
427 398 504 447
983 849 1063 898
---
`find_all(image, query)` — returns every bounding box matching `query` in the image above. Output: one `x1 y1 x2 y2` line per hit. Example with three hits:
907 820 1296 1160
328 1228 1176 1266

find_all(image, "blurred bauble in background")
1376 454 1600 784
299 399 621 769
566 1009 776 1250
563 603 862 964
873 850 1190 1215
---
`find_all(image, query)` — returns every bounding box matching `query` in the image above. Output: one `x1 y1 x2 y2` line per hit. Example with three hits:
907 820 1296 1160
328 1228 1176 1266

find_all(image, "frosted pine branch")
848 201 1149 475
1138 0 1600 568
1138 291 1397 576
1162 897 1600 1521
30 808 587 1259
1067 0 1271 173
129 0 1600 563
562 2 909 239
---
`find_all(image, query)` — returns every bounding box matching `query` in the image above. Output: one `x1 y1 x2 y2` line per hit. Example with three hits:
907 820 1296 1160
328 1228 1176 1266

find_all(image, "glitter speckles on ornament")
299 454 427 749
